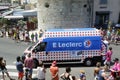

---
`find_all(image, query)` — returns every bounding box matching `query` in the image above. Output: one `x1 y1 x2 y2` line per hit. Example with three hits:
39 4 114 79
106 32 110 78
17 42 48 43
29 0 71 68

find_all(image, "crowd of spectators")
0 50 120 80
0 28 44 43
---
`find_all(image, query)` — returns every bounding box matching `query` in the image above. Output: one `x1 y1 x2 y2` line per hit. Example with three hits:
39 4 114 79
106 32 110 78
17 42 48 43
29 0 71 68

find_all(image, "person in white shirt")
103 37 109 47
37 62 46 80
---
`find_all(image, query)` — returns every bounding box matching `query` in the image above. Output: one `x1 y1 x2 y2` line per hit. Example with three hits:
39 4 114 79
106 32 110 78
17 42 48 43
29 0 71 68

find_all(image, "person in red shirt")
24 53 34 80
50 61 59 80
110 58 120 79
104 47 113 68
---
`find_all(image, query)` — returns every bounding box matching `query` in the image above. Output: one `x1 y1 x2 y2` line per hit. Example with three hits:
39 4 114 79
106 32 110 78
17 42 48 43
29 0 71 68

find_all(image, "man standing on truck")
24 53 34 80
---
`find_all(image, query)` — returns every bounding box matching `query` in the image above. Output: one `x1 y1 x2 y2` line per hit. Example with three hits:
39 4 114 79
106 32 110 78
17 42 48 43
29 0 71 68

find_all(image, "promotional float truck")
24 28 107 66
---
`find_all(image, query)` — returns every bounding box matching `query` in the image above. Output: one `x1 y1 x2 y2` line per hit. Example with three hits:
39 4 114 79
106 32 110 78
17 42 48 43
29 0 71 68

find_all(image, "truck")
24 28 107 66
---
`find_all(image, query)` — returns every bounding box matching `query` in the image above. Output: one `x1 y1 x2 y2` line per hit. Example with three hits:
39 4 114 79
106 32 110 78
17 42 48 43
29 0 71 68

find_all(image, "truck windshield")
27 41 38 50
34 42 47 52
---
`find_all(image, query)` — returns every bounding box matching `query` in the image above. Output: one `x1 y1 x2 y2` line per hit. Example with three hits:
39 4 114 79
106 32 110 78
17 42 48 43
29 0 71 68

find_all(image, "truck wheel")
84 59 93 66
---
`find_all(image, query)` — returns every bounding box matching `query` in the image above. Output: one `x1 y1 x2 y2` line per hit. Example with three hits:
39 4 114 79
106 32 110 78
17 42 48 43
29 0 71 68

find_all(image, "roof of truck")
44 28 101 38
46 28 98 32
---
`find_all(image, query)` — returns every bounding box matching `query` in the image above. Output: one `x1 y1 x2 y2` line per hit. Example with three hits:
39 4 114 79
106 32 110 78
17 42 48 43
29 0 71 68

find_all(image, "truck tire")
84 59 93 66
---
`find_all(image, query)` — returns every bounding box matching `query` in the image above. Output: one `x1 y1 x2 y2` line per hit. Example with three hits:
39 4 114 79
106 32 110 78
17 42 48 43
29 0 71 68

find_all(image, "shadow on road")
44 63 91 68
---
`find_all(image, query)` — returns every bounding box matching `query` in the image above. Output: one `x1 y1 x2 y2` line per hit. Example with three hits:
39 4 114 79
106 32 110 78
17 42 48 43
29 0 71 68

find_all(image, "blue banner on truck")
43 36 101 51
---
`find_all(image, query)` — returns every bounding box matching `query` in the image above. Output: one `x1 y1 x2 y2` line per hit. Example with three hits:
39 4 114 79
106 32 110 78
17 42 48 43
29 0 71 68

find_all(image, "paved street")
0 37 120 80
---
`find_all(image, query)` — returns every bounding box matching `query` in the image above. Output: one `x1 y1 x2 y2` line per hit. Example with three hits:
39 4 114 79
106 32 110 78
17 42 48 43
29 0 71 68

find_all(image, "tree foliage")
0 18 8 28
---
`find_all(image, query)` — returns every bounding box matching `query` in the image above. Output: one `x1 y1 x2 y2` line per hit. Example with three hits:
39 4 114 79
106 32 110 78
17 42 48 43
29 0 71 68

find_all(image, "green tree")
29 17 38 29
0 18 8 28
17 20 26 27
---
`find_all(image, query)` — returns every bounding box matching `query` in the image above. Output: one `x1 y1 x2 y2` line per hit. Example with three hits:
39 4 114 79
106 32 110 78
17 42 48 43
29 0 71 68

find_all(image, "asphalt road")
0 37 120 80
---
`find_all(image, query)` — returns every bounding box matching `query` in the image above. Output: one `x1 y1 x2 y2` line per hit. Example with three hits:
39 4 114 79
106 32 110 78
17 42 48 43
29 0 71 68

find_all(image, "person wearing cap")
50 61 59 80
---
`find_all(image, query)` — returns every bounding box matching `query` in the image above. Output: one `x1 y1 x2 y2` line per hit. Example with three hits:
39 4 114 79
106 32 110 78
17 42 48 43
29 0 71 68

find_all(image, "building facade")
37 0 93 30
2 0 120 30
37 0 120 30
93 0 120 29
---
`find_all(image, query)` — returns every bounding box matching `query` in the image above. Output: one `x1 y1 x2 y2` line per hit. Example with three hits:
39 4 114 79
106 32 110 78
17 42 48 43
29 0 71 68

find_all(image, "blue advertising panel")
43 36 101 51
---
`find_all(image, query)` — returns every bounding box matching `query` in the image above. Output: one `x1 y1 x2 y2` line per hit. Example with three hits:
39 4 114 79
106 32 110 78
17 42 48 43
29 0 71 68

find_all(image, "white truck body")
24 28 107 66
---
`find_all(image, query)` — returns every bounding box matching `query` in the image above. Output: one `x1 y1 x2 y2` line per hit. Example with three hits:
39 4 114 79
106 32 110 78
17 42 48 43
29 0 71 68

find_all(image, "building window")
99 0 107 4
